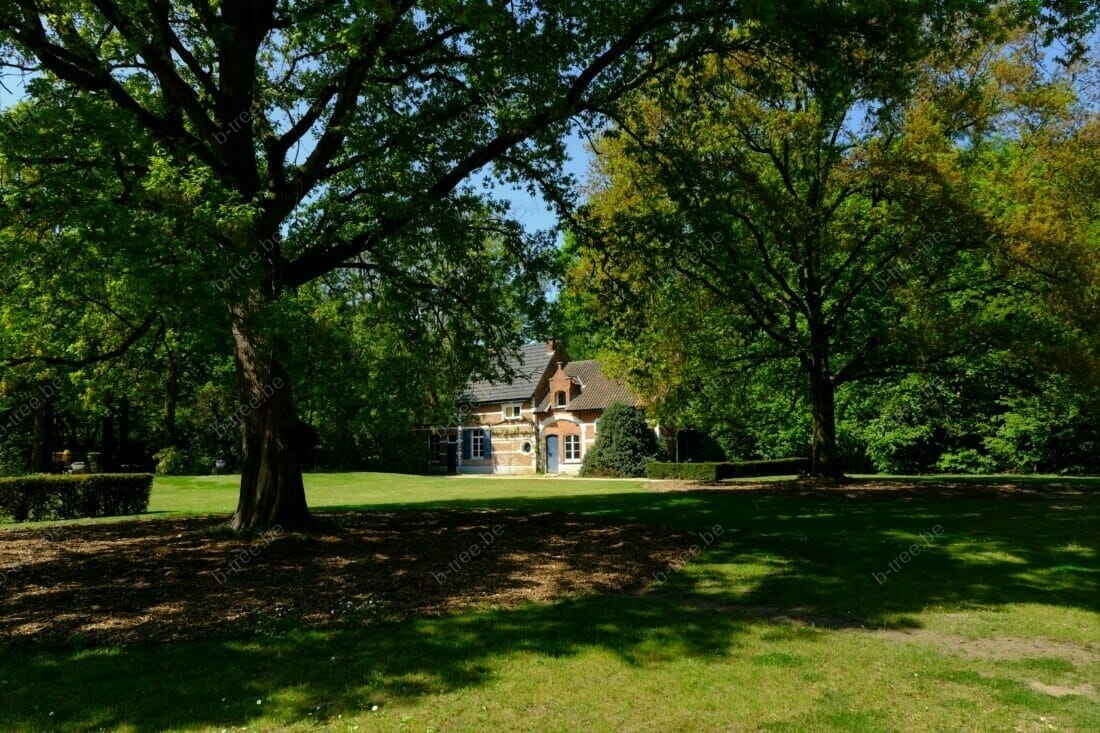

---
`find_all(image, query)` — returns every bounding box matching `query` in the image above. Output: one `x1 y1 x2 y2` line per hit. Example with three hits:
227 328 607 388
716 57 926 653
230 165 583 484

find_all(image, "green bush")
675 430 728 462
367 439 433 475
153 446 220 476
580 403 658 478
0 473 153 522
646 457 809 481
935 449 997 474
154 446 187 476
0 438 29 477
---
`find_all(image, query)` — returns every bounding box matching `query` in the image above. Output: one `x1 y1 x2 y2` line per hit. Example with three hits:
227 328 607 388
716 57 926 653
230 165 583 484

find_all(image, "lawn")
144 472 656 517
1 473 1098 732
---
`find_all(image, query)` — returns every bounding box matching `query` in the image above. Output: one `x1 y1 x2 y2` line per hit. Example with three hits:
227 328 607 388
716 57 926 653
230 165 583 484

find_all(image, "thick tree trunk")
808 340 843 479
118 397 131 467
101 411 117 472
31 395 51 473
163 358 179 449
229 301 310 531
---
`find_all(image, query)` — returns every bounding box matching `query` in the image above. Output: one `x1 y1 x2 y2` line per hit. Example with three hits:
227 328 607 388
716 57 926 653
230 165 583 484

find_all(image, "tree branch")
2 313 157 368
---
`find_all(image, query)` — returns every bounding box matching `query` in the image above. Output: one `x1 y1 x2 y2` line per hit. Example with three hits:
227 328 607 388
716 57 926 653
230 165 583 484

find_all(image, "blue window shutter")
461 429 471 459
483 428 492 458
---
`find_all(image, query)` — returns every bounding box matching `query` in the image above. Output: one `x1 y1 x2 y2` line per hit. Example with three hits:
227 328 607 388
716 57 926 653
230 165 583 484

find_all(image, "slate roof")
463 342 555 404
536 359 642 412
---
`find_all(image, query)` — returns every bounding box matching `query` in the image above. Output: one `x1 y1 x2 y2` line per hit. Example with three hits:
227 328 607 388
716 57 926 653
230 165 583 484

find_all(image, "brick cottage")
426 341 651 474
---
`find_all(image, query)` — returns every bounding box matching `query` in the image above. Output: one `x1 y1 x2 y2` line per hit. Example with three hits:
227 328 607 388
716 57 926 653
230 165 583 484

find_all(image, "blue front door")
546 435 559 473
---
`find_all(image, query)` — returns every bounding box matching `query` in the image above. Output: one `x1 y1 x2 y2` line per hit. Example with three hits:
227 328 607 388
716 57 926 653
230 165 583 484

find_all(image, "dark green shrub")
581 403 658 478
0 438 29 477
675 430 728 462
367 439 433 475
0 473 153 522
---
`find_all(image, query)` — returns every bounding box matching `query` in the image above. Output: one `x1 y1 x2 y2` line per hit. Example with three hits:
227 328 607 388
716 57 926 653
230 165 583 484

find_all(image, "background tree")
571 36 992 475
561 23 1099 475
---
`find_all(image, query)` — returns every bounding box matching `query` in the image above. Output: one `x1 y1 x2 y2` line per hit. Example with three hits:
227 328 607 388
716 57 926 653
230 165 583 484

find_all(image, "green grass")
146 472 657 517
2 473 1098 732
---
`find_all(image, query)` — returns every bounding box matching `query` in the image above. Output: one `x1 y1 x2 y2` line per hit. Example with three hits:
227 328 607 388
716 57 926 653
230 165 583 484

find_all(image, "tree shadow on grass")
0 592 750 732
366 482 1100 622
1 482 1097 731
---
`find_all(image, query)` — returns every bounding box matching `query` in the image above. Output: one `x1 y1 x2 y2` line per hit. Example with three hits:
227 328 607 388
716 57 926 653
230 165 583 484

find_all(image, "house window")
429 433 441 456
472 429 485 459
521 441 533 454
503 403 522 420
565 435 581 461
555 391 567 407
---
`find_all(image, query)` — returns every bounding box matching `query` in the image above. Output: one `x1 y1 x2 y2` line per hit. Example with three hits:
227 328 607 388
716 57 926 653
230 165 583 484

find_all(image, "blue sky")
497 131 592 235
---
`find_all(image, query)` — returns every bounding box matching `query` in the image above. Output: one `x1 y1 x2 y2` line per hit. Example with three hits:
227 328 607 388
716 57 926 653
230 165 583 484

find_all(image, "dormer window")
555 391 567 408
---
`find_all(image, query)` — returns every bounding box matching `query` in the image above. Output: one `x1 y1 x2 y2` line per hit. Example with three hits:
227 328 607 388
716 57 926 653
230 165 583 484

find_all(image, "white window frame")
472 430 485 459
555 391 567 408
503 403 522 420
564 434 581 461
429 433 441 455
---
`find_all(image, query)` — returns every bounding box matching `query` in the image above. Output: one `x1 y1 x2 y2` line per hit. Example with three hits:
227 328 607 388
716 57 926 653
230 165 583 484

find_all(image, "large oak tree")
0 0 744 529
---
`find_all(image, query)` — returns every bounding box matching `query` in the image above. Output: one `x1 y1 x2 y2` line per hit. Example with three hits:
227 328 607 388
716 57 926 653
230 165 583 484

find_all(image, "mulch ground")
0 511 693 649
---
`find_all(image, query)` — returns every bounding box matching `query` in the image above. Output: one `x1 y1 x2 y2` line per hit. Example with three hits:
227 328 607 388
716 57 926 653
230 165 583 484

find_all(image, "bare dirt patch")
1024 680 1095 697
870 628 1100 666
0 511 692 648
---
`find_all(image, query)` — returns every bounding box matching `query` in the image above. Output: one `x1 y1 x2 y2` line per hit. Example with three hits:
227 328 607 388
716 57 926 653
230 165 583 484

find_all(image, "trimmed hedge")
646 457 810 481
646 462 725 481
0 473 153 522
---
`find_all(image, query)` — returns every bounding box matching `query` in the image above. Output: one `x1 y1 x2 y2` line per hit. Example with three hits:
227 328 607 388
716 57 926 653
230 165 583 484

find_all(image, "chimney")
547 338 557 355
